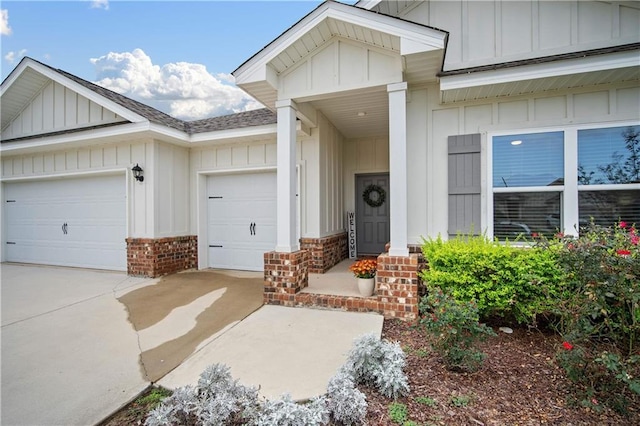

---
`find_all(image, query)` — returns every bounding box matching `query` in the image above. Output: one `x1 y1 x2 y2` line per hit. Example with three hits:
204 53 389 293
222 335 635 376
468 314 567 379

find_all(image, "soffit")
310 88 389 139
439 47 640 104
1 67 50 130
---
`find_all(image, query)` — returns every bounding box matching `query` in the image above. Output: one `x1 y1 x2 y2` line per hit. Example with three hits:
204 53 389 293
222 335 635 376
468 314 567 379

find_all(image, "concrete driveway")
1 263 384 426
1 264 160 426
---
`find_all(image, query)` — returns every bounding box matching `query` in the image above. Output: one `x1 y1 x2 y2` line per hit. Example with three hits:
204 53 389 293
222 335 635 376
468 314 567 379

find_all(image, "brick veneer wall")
375 253 422 321
263 250 310 305
299 232 348 273
268 250 427 321
126 235 197 278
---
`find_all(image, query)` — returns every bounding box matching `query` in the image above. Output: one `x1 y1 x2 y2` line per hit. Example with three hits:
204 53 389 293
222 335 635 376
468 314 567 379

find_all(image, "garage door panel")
207 172 276 271
4 175 126 271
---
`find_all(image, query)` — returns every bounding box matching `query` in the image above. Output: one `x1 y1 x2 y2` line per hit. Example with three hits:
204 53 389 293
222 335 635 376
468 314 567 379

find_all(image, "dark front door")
356 173 390 255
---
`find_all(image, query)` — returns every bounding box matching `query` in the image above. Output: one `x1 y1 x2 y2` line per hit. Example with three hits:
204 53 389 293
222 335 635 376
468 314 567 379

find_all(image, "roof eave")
439 47 640 103
1 58 148 127
232 1 446 88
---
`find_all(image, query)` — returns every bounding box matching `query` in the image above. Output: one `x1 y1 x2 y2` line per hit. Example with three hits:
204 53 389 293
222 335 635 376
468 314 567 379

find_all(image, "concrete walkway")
159 304 384 400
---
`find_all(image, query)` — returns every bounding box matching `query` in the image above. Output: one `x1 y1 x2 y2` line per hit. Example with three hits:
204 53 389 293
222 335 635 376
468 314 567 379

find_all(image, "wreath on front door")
362 184 386 208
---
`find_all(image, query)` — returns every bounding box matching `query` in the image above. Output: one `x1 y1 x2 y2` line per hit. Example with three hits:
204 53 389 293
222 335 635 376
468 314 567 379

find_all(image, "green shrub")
553 221 640 413
420 287 496 372
388 402 408 424
419 234 565 325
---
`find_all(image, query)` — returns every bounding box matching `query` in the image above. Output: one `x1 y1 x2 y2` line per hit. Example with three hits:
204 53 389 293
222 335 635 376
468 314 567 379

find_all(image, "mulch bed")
102 318 640 425
364 319 640 425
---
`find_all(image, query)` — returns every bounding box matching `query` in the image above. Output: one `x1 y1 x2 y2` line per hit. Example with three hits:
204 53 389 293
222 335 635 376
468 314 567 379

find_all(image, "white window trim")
487 120 639 239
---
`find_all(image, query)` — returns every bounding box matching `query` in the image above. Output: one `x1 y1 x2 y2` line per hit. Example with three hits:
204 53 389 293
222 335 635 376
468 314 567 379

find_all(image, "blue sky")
1 0 357 120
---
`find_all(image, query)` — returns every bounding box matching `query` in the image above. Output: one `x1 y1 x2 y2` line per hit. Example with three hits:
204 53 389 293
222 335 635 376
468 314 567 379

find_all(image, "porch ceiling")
309 88 389 139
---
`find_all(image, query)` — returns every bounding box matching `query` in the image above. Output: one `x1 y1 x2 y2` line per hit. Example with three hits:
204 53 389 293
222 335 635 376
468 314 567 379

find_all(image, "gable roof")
232 0 447 109
1 56 275 142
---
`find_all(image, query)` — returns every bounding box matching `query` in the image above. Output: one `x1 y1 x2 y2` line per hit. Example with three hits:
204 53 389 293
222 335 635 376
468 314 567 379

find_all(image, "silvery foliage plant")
326 370 367 426
342 333 409 399
145 363 260 426
255 393 329 426
145 334 409 425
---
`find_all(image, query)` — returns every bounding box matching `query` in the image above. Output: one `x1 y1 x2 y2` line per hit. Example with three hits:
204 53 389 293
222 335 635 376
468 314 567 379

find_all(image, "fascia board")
0 59 31 95
0 122 151 155
440 50 639 91
234 2 445 85
4 59 148 124
355 0 381 10
189 123 277 144
148 122 191 143
325 8 446 50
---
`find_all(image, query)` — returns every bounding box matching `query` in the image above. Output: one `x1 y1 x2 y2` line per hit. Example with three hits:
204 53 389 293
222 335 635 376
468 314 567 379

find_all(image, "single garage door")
4 174 126 271
208 172 276 271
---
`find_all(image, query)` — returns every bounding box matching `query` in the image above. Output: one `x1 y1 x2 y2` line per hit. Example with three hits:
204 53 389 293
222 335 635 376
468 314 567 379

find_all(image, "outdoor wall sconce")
132 164 144 182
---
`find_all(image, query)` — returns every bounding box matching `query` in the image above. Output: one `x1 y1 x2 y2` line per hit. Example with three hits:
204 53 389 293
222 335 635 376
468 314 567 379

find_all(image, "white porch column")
275 99 299 253
387 82 409 257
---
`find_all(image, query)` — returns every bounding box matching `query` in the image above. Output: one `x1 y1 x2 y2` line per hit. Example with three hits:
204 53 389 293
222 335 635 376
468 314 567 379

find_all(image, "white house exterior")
2 1 638 319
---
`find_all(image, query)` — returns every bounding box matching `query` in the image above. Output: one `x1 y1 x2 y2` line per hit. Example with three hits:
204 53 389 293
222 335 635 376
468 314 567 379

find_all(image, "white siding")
343 135 389 215
397 1 640 71
410 81 640 242
156 142 190 237
1 80 126 140
1 139 155 239
189 139 278 237
317 113 344 237
280 38 402 100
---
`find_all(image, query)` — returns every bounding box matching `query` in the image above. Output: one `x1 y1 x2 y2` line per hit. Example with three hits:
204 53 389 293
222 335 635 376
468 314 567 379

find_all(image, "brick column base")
263 250 310 306
126 235 197 278
375 253 423 321
299 232 348 273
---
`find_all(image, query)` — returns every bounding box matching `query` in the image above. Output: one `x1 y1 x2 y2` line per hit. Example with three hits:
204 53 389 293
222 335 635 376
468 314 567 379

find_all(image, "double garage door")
207 172 277 271
4 174 126 271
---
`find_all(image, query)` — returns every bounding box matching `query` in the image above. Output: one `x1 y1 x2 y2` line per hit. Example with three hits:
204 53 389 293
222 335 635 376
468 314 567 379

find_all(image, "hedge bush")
552 221 640 413
419 234 566 325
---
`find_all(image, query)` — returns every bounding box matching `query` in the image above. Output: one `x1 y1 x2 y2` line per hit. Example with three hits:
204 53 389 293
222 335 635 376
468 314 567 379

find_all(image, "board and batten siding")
397 0 640 71
448 134 481 238
155 142 190 238
1 140 155 238
1 80 125 141
189 139 278 240
410 81 640 241
343 135 389 216
280 38 403 101
316 112 344 237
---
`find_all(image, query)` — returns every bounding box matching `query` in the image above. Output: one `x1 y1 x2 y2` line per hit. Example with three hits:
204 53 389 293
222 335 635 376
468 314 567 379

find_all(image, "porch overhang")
438 43 640 104
232 0 447 110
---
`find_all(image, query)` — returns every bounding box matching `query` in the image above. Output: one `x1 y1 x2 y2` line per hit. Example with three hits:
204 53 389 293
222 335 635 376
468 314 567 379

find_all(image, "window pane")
579 190 640 228
494 192 562 239
578 125 640 184
493 132 564 188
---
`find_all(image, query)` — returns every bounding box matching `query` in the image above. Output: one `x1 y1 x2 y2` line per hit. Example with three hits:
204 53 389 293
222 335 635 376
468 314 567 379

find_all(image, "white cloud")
1 9 12 35
90 0 109 10
90 49 262 121
4 49 27 64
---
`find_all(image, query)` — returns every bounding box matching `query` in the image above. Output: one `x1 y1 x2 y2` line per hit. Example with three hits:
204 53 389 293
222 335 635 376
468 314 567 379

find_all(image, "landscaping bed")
101 317 639 426
364 319 639 426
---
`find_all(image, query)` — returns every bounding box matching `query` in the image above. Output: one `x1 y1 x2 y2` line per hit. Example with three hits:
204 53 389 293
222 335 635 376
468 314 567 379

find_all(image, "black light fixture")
132 164 144 182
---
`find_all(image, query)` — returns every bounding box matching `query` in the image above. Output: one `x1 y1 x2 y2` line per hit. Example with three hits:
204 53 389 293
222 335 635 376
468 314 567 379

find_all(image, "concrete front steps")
265 255 426 321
